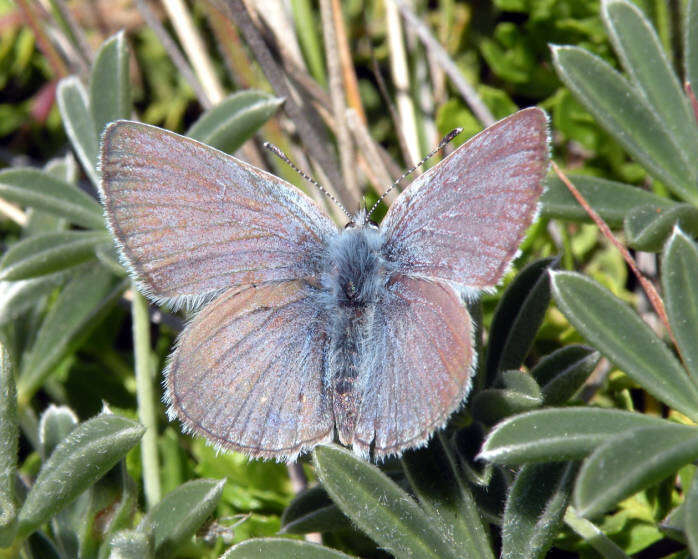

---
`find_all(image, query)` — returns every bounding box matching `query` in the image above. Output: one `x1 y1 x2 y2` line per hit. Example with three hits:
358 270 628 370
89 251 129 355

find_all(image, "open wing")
100 121 337 308
381 108 549 292
352 276 474 459
164 280 332 461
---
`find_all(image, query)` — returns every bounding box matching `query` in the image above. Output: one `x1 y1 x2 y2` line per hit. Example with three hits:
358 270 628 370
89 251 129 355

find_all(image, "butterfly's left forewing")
381 108 549 293
165 280 333 461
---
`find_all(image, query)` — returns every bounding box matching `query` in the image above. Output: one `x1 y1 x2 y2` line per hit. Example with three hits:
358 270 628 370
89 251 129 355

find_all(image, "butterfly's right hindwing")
164 281 333 462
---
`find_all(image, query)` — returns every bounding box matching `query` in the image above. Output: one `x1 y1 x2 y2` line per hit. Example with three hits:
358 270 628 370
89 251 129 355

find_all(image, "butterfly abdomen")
320 225 393 446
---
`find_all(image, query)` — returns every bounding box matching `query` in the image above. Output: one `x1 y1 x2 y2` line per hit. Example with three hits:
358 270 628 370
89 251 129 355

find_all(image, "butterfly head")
320 213 392 309
344 208 379 231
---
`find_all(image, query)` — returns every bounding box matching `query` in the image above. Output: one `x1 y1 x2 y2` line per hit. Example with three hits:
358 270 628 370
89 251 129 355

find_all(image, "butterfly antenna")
366 127 463 219
264 142 352 220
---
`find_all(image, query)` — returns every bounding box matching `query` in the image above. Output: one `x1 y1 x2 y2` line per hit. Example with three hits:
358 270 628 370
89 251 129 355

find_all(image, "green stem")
564 507 630 559
0 343 18 549
132 287 161 509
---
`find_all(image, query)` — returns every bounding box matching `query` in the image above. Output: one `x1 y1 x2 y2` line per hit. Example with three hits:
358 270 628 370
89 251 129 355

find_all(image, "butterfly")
98 107 550 462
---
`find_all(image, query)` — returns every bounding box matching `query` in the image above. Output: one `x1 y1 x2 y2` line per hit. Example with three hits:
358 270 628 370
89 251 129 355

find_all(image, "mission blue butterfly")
99 107 550 462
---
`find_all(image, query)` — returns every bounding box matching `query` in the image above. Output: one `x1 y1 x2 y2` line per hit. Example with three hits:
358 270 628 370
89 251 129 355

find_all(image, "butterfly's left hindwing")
164 280 333 462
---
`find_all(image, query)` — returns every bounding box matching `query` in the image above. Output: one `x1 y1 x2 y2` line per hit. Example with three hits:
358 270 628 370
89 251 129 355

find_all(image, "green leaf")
687 0 698 93
660 500 687 543
186 91 283 154
0 168 104 230
0 344 17 547
103 529 154 559
90 31 131 137
57 76 99 187
17 266 126 405
471 384 543 426
531 345 601 405
551 45 697 204
0 230 110 281
26 531 63 559
281 486 351 534
541 174 675 227
291 0 327 86
685 469 698 554
401 435 494 559
485 257 556 382
662 228 698 382
501 462 577 559
38 404 78 461
564 507 631 559
44 152 79 184
95 242 126 276
0 272 68 327
221 538 356 559
551 271 698 421
501 369 542 396
602 0 698 162
52 457 135 558
624 204 698 251
140 478 225 555
574 423 698 517
313 444 458 559
479 407 667 464
17 413 144 538
98 461 139 547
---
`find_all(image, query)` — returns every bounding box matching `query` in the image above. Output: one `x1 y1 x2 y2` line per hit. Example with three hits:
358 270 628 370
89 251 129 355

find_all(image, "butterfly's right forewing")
100 121 337 308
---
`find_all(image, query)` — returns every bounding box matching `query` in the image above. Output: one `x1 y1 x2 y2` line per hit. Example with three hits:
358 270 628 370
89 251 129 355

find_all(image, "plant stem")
564 507 630 559
161 0 225 104
137 0 213 109
385 0 420 166
132 287 161 509
551 162 681 357
223 0 349 207
0 344 18 549
390 0 495 127
320 0 359 206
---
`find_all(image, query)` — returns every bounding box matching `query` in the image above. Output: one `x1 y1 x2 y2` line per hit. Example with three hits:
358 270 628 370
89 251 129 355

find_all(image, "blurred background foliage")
0 0 697 558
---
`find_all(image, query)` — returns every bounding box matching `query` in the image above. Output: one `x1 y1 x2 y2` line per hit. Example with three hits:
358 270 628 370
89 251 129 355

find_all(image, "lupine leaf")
480 407 667 464
17 414 144 538
551 271 698 421
574 423 698 517
90 31 131 137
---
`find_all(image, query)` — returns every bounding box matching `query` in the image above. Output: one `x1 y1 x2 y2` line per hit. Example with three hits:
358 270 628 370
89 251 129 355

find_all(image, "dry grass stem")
331 0 366 123
161 0 225 104
385 0 420 165
551 162 681 356
224 0 350 207
321 0 360 206
16 0 69 77
346 108 398 203
391 0 495 126
138 0 213 108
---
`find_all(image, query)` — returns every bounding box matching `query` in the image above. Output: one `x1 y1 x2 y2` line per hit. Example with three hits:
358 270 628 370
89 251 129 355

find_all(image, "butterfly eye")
367 220 379 229
344 221 357 229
